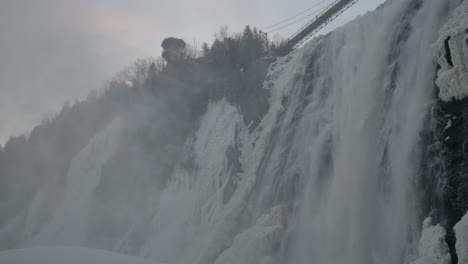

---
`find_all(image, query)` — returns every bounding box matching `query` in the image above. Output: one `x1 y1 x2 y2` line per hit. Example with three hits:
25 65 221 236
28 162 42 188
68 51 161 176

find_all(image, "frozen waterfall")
0 0 464 264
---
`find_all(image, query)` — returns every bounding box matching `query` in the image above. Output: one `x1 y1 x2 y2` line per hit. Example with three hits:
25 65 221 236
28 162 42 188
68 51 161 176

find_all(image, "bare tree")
114 57 158 86
185 38 202 58
272 33 286 47
214 25 229 41
155 57 166 70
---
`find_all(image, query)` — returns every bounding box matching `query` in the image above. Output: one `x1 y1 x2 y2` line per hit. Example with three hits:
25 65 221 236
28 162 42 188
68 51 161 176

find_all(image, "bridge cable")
261 0 330 31
266 4 330 33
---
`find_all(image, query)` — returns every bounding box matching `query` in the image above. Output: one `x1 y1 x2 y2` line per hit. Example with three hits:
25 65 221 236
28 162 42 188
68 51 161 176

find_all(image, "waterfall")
137 1 458 263
0 0 463 263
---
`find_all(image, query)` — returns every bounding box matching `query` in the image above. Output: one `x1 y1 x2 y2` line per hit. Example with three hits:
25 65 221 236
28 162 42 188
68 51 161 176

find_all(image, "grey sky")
0 0 385 144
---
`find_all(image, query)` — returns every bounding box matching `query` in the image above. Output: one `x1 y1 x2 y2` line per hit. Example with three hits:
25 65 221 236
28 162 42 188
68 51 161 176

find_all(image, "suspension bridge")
262 0 361 55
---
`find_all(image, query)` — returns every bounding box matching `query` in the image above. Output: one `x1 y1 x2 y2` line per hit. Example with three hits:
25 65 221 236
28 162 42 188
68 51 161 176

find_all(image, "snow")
214 205 287 264
411 211 468 264
0 247 162 264
432 0 468 101
0 0 463 263
454 211 468 264
125 80 133 87
418 218 451 261
410 217 451 264
410 256 448 264
141 100 250 264
444 120 452 130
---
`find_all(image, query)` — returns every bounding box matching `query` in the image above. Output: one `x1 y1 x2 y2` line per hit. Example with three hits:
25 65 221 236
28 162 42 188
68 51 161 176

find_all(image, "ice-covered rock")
419 217 451 260
410 217 451 264
455 212 468 264
432 0 468 101
214 205 287 264
413 211 468 264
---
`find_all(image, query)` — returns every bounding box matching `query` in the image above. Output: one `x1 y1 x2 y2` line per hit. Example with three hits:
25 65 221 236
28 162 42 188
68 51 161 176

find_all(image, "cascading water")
0 0 465 263
286 0 455 262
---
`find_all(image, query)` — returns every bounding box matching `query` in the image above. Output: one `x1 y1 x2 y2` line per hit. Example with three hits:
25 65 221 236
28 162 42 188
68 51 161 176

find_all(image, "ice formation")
410 217 451 264
455 212 468 264
410 211 468 264
433 0 468 101
29 118 123 246
0 0 463 264
215 205 287 264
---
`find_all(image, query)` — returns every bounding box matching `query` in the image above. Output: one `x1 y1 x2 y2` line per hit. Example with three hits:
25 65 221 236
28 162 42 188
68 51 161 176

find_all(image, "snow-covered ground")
0 247 162 264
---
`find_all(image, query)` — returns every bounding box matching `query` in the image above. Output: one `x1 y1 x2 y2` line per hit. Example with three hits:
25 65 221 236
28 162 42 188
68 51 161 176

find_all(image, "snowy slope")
0 247 162 264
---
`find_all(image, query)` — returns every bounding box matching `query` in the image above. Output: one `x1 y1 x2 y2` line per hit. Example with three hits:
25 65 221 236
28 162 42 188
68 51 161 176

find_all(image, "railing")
278 0 359 54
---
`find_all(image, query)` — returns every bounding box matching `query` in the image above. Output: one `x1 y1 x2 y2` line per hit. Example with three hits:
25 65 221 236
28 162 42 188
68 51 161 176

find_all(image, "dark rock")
161 37 186 63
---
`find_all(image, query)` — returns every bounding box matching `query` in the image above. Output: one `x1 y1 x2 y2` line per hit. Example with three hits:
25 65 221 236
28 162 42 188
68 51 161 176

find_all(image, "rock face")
425 1 468 255
432 0 468 101
161 37 186 63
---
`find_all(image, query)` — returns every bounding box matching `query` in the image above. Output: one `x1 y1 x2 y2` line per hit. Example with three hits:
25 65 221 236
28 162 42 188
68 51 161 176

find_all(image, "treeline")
144 25 272 128
202 25 268 70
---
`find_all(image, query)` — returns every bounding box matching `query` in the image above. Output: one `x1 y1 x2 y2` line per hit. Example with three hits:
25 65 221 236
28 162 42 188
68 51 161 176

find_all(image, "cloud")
0 0 161 143
0 0 384 144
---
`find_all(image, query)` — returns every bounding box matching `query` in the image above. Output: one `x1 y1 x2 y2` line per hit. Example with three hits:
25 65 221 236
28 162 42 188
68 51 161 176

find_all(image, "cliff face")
433 0 468 102
425 1 468 262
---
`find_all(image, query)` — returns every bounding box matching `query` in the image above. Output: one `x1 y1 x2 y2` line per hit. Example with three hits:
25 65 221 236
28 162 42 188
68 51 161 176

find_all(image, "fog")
0 0 464 263
0 0 384 143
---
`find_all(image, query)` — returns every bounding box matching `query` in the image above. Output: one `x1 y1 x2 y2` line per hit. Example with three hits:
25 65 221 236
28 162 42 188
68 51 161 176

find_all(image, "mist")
0 0 157 143
0 0 386 144
1 0 467 263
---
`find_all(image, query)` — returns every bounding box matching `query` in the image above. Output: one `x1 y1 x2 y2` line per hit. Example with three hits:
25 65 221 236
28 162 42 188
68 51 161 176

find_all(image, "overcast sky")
0 0 385 144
